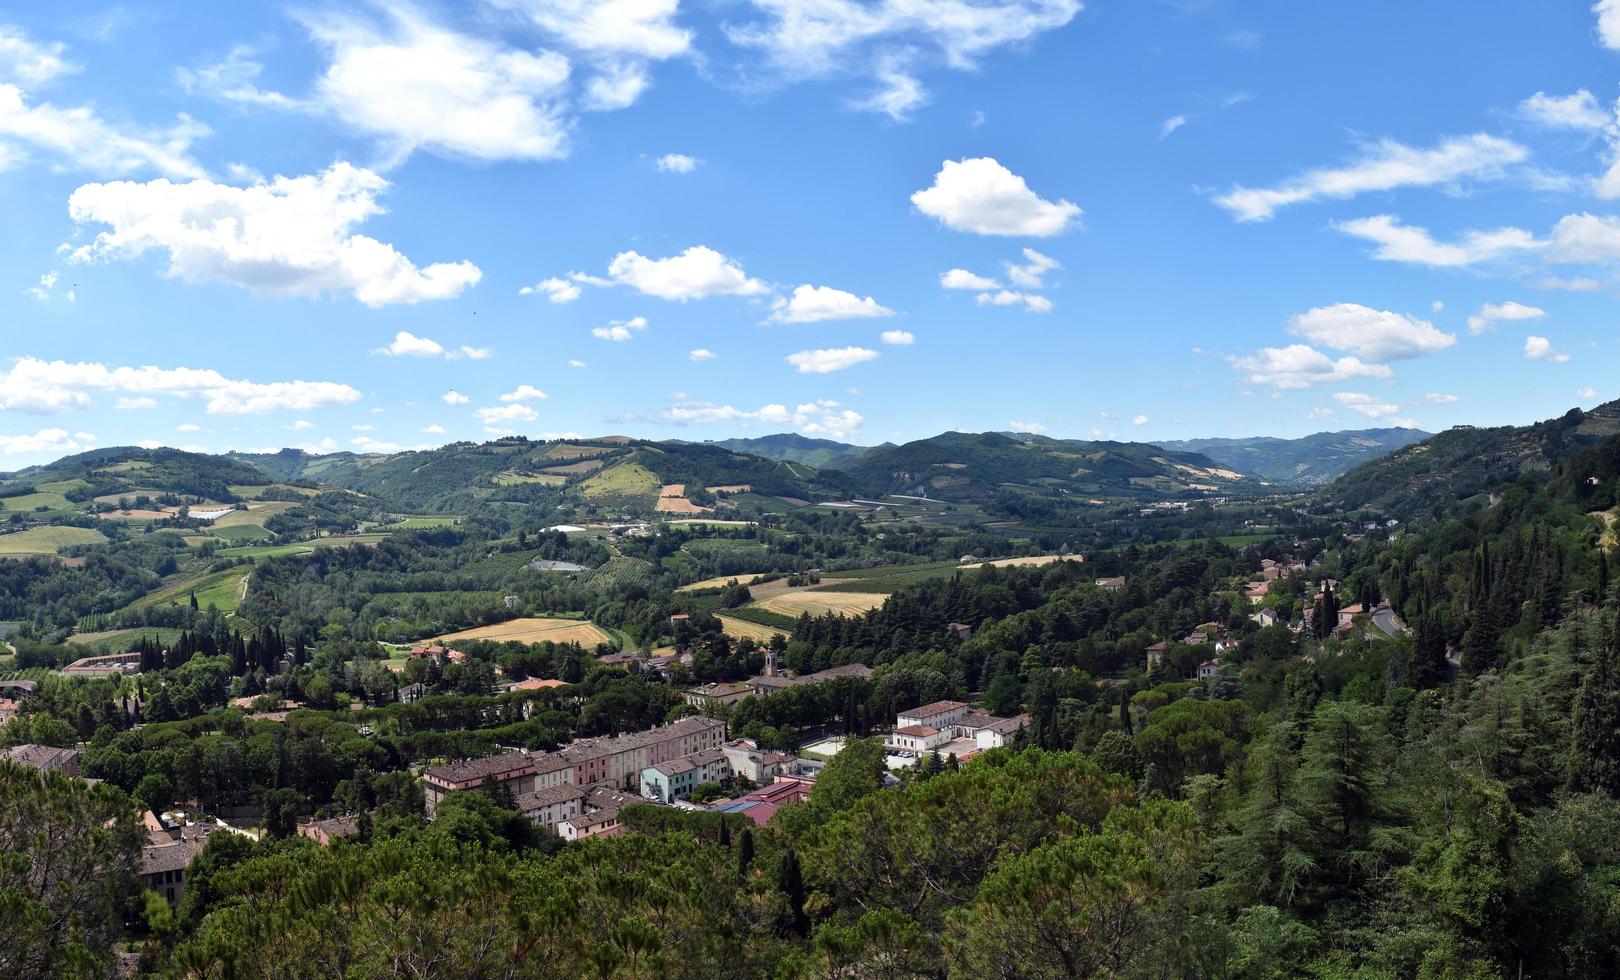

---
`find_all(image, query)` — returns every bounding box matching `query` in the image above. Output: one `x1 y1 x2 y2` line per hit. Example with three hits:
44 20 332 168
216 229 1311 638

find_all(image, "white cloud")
1420 392 1459 404
0 27 76 86
297 5 571 163
115 396 157 410
1547 212 1620 262
1004 247 1060 287
976 289 1052 313
723 0 1078 120
1525 335 1570 363
656 152 699 172
582 61 650 110
1598 0 1620 50
352 423 374 432
1287 303 1456 362
1333 391 1400 419
1335 215 1543 268
1519 89 1609 130
1008 420 1045 434
769 284 894 323
1579 386 1599 400
175 46 302 110
1230 344 1395 390
0 80 208 180
287 419 315 430
24 270 73 302
911 157 1081 236
786 346 879 373
592 314 649 341
1536 275 1604 291
136 439 163 450
648 397 864 440
1158 115 1187 139
880 330 914 345
489 0 690 111
475 403 539 424
499 384 548 402
376 330 444 357
0 427 84 456
0 356 361 415
176 423 202 432
1131 414 1148 426
689 348 715 361
567 359 587 368
442 390 470 405
853 55 926 120
421 423 447 434
1213 134 1529 222
67 163 481 307
604 246 768 300
1466 300 1544 334
940 268 998 289
519 276 582 303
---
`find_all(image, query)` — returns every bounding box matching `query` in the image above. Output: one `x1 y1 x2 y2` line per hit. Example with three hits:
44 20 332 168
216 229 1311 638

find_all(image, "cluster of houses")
885 700 1030 759
682 657 873 708
422 715 740 838
0 678 37 725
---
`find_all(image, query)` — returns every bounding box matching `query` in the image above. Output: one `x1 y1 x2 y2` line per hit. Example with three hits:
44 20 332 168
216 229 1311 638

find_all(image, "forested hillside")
839 430 1260 502
1320 401 1620 523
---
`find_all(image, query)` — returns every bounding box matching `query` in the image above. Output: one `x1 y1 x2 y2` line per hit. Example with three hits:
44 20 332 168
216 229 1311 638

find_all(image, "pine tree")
737 828 755 875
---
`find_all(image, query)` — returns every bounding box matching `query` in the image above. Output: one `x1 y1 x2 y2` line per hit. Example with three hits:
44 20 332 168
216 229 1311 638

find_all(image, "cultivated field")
753 590 890 618
677 573 767 593
716 614 788 642
132 567 251 614
543 459 607 476
656 484 712 514
0 526 107 554
494 472 566 487
213 501 297 528
581 462 659 500
0 490 72 511
977 554 1081 568
435 617 616 648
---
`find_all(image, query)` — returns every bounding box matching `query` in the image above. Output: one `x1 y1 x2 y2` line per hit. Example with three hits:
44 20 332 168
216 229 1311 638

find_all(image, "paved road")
1370 607 1406 639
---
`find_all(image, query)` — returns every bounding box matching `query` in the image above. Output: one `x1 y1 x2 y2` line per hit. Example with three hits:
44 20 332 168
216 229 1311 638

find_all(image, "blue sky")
2 1 1619 466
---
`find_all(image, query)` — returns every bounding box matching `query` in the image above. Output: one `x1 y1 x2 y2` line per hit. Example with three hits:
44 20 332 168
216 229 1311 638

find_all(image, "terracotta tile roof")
901 700 966 720
894 724 940 737
423 751 534 786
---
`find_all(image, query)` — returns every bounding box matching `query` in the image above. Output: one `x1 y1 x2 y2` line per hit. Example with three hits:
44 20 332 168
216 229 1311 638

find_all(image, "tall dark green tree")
1569 612 1620 797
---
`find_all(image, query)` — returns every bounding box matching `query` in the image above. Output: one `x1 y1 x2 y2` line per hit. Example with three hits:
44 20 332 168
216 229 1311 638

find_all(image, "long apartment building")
423 716 728 817
530 715 727 793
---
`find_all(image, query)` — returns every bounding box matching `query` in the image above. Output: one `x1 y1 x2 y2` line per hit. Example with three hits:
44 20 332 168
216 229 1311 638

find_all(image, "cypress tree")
1569 611 1620 796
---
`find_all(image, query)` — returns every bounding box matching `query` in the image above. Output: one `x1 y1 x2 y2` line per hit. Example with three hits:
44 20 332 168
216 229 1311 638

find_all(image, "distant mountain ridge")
699 433 874 469
836 430 1259 502
1154 428 1431 485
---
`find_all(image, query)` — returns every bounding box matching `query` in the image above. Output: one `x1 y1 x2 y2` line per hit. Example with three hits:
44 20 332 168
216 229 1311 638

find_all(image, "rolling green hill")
700 433 874 469
1154 428 1430 485
1 447 272 504
229 437 854 512
836 431 1260 502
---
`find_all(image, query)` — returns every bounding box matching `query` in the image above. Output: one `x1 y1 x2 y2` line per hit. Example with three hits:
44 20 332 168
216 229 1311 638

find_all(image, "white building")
896 700 969 730
889 725 950 753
